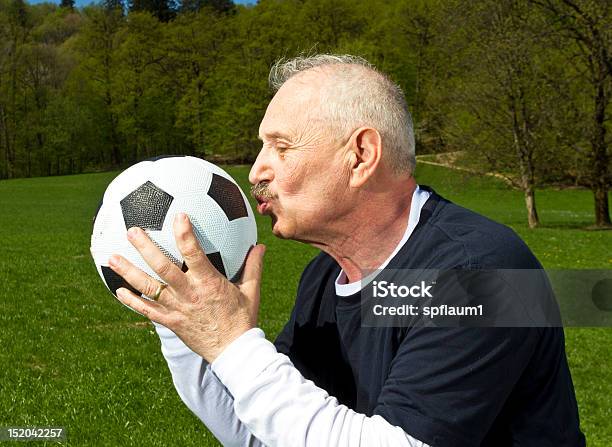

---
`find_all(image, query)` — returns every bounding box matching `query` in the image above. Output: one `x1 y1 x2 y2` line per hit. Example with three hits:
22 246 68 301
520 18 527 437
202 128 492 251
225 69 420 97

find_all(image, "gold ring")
151 283 167 301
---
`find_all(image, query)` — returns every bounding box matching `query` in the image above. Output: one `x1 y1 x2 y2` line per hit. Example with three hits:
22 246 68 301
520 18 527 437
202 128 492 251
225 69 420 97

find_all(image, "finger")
173 213 221 281
237 244 266 298
126 226 187 294
116 287 169 324
108 254 172 303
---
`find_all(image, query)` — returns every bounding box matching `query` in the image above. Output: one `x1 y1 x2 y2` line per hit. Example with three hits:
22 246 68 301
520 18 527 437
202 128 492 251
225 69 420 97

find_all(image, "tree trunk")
0 104 10 179
26 141 31 177
110 114 121 166
590 74 611 227
593 185 610 227
524 187 539 229
105 86 121 166
511 94 540 228
197 80 204 157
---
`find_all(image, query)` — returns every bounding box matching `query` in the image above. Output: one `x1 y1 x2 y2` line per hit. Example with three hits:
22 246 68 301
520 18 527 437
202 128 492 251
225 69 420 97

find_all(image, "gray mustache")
250 182 274 200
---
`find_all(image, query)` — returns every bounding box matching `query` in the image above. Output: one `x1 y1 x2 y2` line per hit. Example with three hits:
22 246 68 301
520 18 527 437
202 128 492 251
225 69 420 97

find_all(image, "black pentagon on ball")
206 251 227 277
207 173 248 221
181 252 228 279
120 181 174 231
101 266 140 297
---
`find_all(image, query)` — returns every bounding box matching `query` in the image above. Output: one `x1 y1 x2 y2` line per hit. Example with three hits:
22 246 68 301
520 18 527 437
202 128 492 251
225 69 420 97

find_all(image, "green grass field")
0 164 610 446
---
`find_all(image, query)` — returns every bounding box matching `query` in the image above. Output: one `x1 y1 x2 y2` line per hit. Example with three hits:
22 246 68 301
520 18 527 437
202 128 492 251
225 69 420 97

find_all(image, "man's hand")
107 212 266 363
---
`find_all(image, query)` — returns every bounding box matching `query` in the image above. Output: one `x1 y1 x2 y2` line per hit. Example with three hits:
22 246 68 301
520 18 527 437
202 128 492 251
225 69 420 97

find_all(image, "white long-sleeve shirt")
155 322 261 446
155 324 428 447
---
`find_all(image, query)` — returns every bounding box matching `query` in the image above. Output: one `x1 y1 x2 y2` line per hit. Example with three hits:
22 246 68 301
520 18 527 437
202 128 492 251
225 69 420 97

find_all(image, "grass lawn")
0 163 610 446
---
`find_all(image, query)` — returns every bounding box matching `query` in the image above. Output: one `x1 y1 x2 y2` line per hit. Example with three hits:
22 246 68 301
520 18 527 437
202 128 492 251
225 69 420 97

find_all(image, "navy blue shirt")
274 189 585 446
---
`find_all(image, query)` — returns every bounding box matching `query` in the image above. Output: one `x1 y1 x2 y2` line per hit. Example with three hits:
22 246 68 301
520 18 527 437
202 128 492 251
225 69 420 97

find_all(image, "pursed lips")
251 183 274 214
253 193 272 214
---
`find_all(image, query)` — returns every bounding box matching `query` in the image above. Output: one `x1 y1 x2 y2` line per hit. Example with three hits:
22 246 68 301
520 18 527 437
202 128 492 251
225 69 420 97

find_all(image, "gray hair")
269 54 416 175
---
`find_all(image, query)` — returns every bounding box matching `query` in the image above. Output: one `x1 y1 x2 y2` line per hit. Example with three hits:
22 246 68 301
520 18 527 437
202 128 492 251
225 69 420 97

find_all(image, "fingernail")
116 288 126 299
127 227 139 239
178 213 188 222
108 255 120 268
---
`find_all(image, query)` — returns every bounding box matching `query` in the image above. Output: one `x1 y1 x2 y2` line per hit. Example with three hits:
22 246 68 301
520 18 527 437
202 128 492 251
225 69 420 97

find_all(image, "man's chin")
269 215 290 240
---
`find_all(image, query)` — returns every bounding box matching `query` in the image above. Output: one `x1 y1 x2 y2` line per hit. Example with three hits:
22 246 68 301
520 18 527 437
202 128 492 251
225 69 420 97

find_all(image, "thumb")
238 244 266 299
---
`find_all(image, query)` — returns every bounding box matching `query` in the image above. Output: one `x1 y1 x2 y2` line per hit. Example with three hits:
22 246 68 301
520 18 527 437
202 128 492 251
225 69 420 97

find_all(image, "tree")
298 0 362 51
102 0 124 13
72 6 125 166
129 0 176 22
438 0 562 228
114 11 168 161
180 0 234 14
167 9 228 156
204 0 301 161
531 0 612 227
395 0 446 152
60 0 75 11
0 0 32 179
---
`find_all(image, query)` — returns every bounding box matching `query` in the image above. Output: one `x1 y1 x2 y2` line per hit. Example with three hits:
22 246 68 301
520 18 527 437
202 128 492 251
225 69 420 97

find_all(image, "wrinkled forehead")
259 71 329 141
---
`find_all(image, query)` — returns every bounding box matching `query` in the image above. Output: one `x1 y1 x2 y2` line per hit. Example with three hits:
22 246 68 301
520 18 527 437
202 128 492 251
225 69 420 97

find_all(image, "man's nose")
249 147 274 185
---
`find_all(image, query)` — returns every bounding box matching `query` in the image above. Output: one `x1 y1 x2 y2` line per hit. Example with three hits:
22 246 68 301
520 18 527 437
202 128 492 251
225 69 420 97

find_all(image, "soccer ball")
90 155 257 301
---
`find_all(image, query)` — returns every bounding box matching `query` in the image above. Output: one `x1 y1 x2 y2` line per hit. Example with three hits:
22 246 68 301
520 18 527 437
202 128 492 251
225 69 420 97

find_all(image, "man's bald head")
268 54 416 175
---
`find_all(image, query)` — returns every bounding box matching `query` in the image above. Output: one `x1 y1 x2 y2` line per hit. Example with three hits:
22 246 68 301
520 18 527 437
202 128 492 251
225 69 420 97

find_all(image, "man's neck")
313 178 417 283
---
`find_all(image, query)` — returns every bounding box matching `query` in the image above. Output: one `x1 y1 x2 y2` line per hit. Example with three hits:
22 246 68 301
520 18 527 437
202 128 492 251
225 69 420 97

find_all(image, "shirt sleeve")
153 322 264 447
211 328 430 447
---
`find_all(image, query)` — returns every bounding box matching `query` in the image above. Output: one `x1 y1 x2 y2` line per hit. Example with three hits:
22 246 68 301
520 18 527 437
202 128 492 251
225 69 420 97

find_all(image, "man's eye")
275 146 289 160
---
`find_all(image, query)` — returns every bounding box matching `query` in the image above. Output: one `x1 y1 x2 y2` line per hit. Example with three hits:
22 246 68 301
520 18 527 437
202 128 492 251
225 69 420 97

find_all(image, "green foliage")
0 0 609 224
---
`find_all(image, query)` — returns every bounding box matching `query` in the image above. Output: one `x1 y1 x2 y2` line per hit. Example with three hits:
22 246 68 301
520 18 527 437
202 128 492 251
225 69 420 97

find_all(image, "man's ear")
348 127 382 188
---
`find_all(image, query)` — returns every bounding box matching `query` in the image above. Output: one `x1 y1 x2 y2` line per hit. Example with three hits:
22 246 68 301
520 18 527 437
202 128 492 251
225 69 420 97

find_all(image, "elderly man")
108 55 585 446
